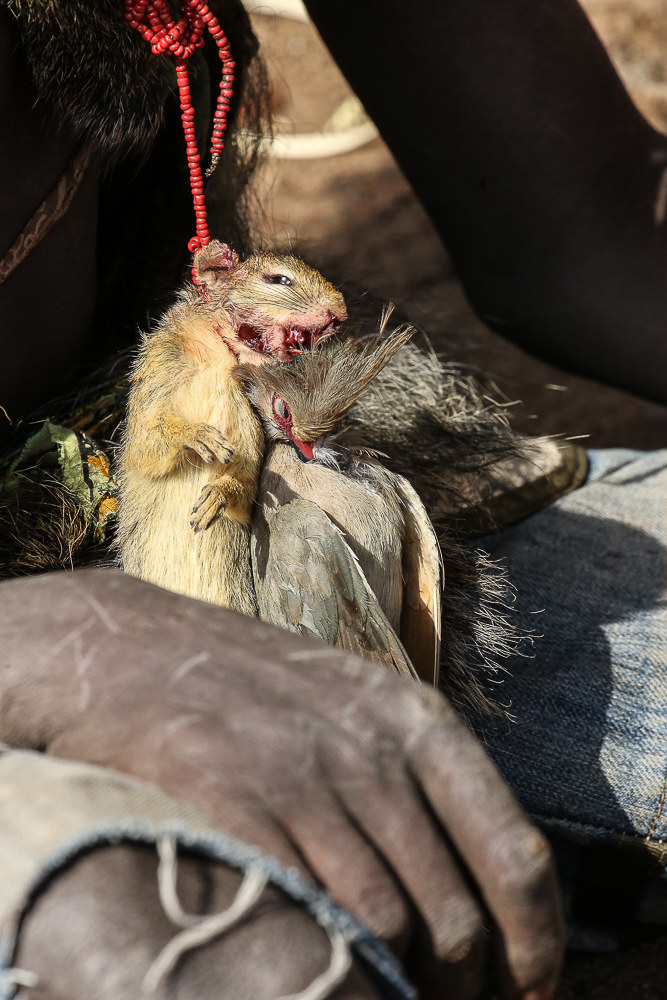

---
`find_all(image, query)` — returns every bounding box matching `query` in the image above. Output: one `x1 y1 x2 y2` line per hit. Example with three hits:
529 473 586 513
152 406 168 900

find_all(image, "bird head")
237 324 414 460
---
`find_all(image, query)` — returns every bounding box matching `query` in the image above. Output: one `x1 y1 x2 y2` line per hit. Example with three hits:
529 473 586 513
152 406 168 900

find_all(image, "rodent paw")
188 425 234 465
190 483 229 532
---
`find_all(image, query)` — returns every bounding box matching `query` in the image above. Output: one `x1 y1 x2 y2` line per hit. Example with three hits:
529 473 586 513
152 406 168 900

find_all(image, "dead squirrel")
116 241 347 614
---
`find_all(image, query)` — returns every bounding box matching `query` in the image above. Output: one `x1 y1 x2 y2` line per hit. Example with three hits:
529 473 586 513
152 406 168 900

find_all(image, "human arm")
0 567 563 999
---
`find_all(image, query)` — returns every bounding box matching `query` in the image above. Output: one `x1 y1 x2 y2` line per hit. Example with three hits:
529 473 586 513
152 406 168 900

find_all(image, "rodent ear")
193 240 240 289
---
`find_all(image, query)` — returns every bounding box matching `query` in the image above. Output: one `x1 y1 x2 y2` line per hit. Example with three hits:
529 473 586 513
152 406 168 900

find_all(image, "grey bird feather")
238 325 442 686
252 497 418 679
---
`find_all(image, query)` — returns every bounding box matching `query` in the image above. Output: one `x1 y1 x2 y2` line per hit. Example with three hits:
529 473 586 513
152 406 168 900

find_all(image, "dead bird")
0 314 527 715
116 243 347 614
238 327 442 685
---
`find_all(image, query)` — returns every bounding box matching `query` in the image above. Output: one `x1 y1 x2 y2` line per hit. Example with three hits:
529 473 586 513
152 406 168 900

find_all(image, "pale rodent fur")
116 243 347 613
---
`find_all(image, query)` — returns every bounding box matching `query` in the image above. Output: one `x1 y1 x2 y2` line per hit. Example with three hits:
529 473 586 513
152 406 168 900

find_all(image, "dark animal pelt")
348 339 520 518
0 342 527 720
0 478 96 577
8 0 171 158
7 0 273 353
7 0 267 169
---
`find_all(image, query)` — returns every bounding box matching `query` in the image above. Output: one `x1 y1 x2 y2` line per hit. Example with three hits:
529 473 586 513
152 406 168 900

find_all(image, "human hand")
0 568 563 999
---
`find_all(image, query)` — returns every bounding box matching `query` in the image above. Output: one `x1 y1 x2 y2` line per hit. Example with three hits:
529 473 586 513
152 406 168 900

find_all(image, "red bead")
125 0 234 257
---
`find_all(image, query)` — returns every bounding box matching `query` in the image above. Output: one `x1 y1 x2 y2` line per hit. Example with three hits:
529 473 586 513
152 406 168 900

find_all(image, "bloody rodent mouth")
237 311 342 358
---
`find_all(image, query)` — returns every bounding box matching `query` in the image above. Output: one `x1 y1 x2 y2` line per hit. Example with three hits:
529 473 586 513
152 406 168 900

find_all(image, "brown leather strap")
0 143 95 286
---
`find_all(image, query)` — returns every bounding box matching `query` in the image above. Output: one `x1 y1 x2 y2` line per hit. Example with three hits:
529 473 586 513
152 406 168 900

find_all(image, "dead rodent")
193 241 347 362
116 242 347 614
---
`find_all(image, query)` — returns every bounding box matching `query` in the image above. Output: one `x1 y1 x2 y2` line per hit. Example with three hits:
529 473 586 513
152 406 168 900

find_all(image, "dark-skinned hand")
0 568 564 999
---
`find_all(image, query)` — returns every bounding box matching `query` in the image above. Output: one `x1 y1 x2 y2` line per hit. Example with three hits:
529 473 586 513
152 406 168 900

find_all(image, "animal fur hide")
0 341 539 720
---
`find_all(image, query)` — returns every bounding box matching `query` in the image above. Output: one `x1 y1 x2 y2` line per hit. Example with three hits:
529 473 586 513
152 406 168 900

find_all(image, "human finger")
275 783 411 954
47 718 310 880
316 730 488 999
404 693 564 998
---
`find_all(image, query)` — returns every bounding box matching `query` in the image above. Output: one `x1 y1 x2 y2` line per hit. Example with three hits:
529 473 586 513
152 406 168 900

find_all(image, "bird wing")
252 498 418 680
391 473 443 687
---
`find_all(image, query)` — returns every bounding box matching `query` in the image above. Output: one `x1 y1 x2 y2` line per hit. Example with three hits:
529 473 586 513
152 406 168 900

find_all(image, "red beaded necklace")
124 0 235 278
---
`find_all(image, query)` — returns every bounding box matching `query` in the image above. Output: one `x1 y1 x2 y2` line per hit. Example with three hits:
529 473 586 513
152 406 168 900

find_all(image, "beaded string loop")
124 0 235 263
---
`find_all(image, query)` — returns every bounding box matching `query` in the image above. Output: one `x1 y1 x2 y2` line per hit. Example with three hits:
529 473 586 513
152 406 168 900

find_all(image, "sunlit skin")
14 0 667 994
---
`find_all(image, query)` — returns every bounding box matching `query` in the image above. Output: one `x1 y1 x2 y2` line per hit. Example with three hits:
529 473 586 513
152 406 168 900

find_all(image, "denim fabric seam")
0 819 416 1000
647 764 667 839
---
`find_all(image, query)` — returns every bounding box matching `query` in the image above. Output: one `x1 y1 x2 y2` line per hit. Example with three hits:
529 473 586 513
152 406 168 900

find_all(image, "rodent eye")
272 394 292 429
265 274 293 286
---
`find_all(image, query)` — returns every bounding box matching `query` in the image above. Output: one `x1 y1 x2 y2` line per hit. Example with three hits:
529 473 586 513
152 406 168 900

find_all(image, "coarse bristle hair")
238 323 414 441
0 478 93 577
6 0 266 169
348 337 520 515
347 338 528 721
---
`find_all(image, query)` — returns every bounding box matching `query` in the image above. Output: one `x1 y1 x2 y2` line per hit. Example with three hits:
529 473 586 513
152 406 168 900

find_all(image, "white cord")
275 926 352 1000
143 840 269 994
3 968 40 989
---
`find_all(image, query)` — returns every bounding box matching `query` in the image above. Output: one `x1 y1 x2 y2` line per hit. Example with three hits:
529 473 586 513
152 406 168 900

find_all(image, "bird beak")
291 437 314 461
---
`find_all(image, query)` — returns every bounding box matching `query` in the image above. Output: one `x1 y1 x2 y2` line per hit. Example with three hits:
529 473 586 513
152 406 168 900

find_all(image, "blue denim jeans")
475 448 667 940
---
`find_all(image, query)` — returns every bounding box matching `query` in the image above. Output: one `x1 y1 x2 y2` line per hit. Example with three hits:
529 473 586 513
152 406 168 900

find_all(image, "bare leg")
14 844 379 1000
305 0 667 403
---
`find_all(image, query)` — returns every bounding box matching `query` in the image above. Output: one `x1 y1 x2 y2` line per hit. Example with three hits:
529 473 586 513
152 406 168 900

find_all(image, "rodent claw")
190 483 229 533
191 425 234 466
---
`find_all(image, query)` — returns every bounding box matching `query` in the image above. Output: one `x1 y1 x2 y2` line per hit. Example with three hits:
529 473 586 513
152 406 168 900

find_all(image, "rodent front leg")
190 450 259 531
190 473 249 531
160 416 235 466
130 415 235 477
